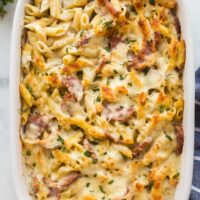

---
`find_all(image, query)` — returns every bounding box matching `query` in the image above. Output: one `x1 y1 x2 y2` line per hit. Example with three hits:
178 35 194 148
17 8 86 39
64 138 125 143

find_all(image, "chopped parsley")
106 78 111 85
103 20 113 29
77 71 83 79
125 38 136 44
149 0 155 5
108 180 114 184
104 47 110 52
57 135 64 145
158 105 165 113
165 133 172 141
32 163 36 167
89 140 99 145
86 182 90 187
94 74 101 81
147 162 153 169
119 74 127 80
49 152 54 159
99 185 106 193
26 150 31 156
96 96 101 102
26 84 33 95
21 107 29 113
80 30 85 37
47 87 54 96
145 181 154 191
143 67 150 75
60 146 67 152
92 87 99 92
120 153 128 161
128 82 132 86
71 125 81 131
173 172 180 179
84 150 92 157
113 69 118 74
93 173 97 177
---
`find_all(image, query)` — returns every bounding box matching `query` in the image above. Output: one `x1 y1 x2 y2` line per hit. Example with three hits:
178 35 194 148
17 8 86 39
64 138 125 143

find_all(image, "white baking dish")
9 0 195 199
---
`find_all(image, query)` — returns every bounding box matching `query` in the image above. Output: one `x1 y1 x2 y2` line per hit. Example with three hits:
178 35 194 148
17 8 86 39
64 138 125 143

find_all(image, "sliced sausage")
103 105 134 122
132 137 153 158
99 0 120 17
174 125 184 155
83 138 97 161
59 172 81 190
62 75 83 102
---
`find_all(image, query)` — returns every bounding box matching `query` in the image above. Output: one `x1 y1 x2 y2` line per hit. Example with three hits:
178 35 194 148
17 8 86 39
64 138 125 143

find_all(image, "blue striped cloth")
189 68 200 200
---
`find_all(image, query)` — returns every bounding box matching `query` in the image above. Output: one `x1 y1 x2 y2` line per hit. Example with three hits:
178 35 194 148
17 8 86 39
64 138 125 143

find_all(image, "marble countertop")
0 1 200 199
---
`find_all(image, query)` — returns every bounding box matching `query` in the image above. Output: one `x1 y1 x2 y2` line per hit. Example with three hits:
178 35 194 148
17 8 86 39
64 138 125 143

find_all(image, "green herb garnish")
21 107 29 113
26 150 31 156
173 172 180 179
120 153 128 161
99 185 106 193
147 162 153 169
145 181 154 191
104 47 110 52
86 182 90 187
113 70 118 74
26 84 33 95
108 180 114 184
165 133 172 141
125 38 136 44
128 82 132 86
92 87 99 92
103 21 113 29
80 30 85 37
149 0 155 5
119 74 127 80
49 152 54 159
89 140 99 145
0 0 13 18
60 146 67 152
94 74 101 81
77 71 83 79
96 96 101 102
84 150 92 157
106 78 111 85
32 163 36 167
143 67 150 75
158 105 165 113
57 135 64 144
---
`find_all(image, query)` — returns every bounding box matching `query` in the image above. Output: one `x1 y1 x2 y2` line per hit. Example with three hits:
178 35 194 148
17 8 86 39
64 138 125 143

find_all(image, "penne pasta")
40 0 50 13
20 0 185 199
45 23 70 36
80 13 89 30
36 41 53 57
72 8 82 31
49 0 61 18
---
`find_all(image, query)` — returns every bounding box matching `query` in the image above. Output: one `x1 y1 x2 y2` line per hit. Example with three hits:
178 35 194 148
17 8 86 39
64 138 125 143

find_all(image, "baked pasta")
20 0 185 199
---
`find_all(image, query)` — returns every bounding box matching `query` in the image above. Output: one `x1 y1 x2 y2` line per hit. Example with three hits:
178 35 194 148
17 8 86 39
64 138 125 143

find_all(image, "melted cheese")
20 0 185 199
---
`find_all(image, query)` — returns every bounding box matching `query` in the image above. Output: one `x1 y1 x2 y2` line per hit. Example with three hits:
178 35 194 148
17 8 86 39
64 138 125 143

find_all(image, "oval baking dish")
10 0 194 199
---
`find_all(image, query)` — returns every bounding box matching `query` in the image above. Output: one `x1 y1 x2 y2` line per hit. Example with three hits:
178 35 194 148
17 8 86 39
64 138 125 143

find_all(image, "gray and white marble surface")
0 1 200 199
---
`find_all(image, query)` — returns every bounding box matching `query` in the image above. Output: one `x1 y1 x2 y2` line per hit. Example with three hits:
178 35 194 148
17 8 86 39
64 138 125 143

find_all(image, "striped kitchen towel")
189 68 200 200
